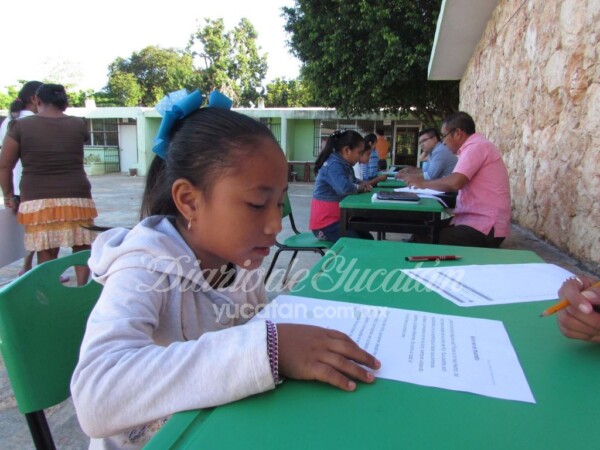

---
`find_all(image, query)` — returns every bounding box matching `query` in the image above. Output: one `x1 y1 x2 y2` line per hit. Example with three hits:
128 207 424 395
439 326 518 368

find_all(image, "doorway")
119 124 138 173
393 126 420 166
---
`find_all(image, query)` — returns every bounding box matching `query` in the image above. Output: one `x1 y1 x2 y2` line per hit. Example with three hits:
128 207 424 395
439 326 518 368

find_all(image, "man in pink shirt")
404 112 511 247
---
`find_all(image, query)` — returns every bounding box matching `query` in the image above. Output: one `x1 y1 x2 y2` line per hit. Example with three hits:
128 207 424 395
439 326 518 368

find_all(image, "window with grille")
87 119 119 147
313 120 392 156
260 118 281 145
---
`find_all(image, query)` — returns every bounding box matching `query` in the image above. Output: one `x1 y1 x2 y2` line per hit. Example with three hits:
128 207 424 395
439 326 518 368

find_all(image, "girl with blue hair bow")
71 91 380 448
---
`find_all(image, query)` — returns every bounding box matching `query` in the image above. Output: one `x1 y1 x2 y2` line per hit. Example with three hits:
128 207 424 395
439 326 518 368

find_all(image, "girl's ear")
30 95 40 113
172 178 203 220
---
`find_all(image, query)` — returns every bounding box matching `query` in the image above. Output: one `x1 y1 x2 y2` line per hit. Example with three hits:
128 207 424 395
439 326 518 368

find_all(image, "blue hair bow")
152 89 233 159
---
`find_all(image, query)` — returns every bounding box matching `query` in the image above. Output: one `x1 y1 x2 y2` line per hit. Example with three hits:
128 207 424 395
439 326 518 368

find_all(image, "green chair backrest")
0 251 102 414
282 192 292 219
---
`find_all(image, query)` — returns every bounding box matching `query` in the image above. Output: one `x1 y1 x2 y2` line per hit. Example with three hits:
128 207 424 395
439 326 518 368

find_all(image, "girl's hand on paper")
557 276 600 343
277 323 381 391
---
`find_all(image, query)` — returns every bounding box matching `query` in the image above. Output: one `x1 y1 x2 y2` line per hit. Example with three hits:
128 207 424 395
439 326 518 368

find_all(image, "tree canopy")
104 72 144 107
187 18 268 107
101 19 268 107
283 0 459 124
0 86 19 110
105 46 201 107
264 77 316 107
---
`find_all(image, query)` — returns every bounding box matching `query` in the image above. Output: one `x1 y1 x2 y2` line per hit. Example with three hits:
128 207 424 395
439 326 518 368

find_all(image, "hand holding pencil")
540 277 600 316
542 275 600 343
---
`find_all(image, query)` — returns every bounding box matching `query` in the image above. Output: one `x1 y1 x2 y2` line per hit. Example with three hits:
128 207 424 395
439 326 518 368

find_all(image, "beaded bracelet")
266 320 283 385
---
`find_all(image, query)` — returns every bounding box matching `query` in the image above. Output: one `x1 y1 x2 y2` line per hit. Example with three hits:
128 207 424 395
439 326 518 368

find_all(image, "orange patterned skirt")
17 198 98 251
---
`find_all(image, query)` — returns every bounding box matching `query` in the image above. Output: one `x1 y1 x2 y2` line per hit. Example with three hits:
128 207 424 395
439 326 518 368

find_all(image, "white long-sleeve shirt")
0 110 34 195
71 216 274 449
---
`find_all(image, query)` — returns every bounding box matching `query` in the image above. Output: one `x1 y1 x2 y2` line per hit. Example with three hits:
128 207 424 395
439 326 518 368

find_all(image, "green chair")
0 251 102 450
265 193 332 282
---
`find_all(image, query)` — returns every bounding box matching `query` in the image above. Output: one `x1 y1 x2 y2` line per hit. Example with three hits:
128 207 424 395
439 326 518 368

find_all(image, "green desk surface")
147 239 600 450
377 179 407 188
340 190 444 212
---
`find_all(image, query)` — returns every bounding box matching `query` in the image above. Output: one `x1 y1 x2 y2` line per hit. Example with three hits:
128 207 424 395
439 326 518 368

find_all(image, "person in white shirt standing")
0 80 42 275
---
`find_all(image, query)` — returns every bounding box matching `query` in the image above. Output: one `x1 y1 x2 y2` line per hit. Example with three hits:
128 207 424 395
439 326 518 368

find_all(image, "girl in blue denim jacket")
309 130 374 243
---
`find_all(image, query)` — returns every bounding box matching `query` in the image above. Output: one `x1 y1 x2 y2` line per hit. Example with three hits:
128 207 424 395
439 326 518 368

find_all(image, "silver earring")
187 217 192 231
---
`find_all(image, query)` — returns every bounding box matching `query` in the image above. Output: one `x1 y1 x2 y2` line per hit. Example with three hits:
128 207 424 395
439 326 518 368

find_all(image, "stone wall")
460 0 600 266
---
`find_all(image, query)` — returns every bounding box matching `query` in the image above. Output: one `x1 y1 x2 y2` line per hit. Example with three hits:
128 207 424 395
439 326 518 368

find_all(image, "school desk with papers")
340 191 444 243
255 295 535 403
394 186 451 207
146 239 600 450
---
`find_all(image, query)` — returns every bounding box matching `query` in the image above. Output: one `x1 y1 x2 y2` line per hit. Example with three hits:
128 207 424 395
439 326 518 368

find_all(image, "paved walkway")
1 173 598 449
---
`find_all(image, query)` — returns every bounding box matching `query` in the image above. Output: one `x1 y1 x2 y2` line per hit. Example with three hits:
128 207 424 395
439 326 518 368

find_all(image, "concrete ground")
0 173 598 449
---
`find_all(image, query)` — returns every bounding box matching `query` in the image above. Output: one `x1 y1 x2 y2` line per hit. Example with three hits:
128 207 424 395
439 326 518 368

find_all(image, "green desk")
340 190 444 243
377 179 407 188
374 179 458 208
147 239 600 449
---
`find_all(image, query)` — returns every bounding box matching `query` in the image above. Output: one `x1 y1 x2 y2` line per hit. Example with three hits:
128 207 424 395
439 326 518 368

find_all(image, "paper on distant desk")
393 187 449 207
402 263 573 307
255 295 534 403
394 187 446 196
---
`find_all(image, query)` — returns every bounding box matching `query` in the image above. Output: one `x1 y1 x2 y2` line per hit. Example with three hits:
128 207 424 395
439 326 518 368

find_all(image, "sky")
1 0 301 93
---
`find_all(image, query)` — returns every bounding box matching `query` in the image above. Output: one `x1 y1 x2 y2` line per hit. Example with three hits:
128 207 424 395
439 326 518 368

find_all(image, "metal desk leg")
432 213 441 244
340 209 348 237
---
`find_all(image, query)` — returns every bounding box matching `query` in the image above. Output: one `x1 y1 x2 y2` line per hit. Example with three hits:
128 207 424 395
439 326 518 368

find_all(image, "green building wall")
288 119 315 161
51 106 421 178
285 119 315 182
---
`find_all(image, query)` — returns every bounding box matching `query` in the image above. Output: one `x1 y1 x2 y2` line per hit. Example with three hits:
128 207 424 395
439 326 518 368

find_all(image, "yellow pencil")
539 299 570 317
539 281 600 317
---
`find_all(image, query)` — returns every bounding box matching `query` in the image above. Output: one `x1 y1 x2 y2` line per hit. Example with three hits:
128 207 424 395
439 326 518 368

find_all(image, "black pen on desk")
405 255 462 262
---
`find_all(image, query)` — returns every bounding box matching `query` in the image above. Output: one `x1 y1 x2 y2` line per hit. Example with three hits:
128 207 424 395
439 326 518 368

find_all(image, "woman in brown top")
0 83 97 285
